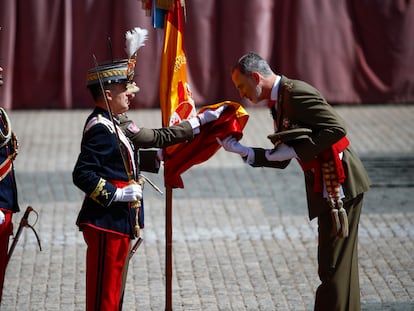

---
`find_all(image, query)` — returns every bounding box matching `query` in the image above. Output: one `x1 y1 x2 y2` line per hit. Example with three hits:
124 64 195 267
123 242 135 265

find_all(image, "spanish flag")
164 101 249 188
159 0 195 128
159 0 249 188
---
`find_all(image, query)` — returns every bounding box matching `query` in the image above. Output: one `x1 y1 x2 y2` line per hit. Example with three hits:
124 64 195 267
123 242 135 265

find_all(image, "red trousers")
82 226 130 311
0 211 13 303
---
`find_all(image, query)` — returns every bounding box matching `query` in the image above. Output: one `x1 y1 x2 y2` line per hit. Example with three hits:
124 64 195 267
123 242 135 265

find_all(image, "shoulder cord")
0 108 12 148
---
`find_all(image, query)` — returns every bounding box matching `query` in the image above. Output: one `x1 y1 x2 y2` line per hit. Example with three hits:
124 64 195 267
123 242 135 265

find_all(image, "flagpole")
154 1 188 309
165 184 173 311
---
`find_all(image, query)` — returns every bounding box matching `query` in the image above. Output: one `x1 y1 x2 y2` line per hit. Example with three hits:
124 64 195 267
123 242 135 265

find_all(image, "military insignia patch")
282 117 300 131
127 123 140 134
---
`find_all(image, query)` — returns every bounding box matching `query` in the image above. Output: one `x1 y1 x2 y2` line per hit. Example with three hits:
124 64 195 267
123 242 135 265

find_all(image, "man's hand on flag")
197 104 227 125
216 136 251 156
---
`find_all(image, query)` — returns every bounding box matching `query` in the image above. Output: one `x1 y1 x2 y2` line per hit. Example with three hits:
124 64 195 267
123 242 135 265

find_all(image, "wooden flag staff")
165 185 173 311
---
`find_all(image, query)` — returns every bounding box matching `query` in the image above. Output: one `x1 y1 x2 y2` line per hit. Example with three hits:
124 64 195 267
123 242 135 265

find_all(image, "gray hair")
232 52 273 77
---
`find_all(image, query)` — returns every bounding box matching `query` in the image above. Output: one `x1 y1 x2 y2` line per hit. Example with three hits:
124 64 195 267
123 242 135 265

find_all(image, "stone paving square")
1 105 413 310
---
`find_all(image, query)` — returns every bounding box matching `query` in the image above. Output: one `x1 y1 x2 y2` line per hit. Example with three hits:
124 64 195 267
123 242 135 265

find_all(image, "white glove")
0 210 5 225
156 149 164 161
197 105 227 125
113 184 143 202
217 136 249 156
188 117 201 135
217 136 255 164
265 143 297 161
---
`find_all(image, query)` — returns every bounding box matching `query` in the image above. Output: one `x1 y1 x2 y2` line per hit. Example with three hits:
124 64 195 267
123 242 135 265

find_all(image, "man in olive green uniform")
218 52 370 311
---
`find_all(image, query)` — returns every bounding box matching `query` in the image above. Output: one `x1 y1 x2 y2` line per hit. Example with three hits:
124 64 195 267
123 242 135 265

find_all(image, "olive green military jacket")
251 76 371 219
118 113 195 173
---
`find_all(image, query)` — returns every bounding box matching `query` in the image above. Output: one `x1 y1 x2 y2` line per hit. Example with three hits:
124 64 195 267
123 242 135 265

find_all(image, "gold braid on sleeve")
90 178 109 206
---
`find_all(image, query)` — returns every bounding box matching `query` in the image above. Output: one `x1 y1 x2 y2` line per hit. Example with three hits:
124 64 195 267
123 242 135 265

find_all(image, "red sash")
298 136 349 192
109 179 144 229
108 179 130 188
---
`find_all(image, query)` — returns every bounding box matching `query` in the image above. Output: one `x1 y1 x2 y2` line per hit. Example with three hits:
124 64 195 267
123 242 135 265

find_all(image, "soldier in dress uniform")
218 52 371 311
0 64 20 303
72 52 225 309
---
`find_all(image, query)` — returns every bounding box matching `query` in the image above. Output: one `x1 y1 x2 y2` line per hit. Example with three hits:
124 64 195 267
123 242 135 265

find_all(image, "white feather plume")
125 27 148 58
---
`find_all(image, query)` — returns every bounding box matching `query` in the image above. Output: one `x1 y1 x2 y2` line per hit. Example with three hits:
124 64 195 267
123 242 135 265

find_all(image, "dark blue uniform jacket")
73 108 139 238
0 111 19 213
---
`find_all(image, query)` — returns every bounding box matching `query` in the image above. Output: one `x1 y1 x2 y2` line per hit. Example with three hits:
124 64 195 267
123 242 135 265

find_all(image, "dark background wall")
0 0 413 110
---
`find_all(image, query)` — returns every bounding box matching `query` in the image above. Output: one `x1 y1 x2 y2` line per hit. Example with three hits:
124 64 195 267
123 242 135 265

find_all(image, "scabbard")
6 206 42 266
129 236 143 260
6 206 32 265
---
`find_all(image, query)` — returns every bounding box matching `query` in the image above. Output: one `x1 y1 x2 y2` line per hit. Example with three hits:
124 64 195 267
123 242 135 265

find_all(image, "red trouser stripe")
83 226 129 311
0 211 13 302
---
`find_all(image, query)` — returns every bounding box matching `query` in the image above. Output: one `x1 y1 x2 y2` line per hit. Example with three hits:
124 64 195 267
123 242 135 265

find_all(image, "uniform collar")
271 74 282 101
268 75 282 108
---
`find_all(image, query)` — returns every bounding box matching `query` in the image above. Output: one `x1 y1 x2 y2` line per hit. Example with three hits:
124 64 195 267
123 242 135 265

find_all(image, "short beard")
253 84 262 103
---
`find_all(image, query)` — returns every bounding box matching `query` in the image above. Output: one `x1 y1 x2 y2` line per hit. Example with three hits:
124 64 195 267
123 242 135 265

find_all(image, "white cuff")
242 148 255 165
265 145 297 161
188 117 201 135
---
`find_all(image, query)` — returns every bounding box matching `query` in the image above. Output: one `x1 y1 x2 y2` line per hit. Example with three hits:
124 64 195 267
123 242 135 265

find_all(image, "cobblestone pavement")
1 105 413 310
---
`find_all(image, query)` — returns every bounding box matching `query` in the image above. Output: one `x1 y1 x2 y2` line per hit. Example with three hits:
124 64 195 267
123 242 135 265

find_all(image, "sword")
138 173 163 194
126 175 162 261
6 206 42 266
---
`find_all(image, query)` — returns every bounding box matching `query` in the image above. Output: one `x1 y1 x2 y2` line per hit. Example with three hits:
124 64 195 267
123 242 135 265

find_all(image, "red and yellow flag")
164 101 249 188
159 0 195 128
159 0 249 188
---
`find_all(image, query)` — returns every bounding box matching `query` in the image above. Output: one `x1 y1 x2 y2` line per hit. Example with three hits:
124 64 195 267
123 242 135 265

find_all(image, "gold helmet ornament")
87 27 148 93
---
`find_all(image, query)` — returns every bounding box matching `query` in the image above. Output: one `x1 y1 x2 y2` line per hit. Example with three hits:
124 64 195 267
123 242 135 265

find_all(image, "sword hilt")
129 178 144 237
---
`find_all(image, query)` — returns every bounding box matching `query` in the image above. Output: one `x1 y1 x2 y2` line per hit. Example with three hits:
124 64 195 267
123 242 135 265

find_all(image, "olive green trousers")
314 193 364 311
